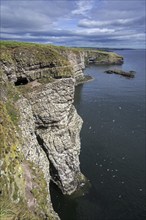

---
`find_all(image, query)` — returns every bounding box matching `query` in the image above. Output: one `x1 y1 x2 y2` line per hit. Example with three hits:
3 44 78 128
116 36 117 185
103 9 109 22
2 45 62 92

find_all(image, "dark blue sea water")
50 49 146 220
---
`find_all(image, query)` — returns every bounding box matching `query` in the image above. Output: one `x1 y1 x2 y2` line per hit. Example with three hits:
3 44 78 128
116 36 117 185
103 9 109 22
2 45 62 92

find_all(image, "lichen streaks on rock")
16 97 59 219
60 50 86 82
0 82 58 219
0 42 123 85
0 41 124 219
20 78 85 195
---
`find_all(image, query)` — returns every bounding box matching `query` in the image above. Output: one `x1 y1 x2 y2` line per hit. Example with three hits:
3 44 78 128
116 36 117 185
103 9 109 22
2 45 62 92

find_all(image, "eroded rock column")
26 78 85 195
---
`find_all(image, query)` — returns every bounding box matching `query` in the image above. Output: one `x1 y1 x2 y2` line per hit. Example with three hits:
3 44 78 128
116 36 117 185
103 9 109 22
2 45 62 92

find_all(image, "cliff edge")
0 41 123 219
1 41 123 85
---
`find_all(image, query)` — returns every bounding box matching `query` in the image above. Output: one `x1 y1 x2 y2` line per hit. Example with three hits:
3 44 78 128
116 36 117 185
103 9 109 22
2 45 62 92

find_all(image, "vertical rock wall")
17 78 85 195
62 50 86 81
1 43 124 219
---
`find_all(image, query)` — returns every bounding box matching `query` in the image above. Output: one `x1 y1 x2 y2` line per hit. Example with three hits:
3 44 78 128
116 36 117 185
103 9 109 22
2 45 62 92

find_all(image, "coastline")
76 75 94 86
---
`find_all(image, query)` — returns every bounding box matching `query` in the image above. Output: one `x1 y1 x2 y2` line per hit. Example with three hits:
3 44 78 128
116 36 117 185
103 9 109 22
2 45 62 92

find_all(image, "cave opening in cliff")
15 77 29 86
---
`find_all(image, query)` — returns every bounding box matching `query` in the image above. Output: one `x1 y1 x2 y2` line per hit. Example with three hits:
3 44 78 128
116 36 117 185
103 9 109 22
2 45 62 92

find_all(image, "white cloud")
111 33 145 41
78 17 144 28
72 0 93 16
76 28 115 36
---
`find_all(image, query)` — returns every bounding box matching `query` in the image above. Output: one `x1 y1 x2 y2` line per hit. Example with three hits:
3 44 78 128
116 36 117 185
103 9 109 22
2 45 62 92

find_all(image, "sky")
1 0 146 48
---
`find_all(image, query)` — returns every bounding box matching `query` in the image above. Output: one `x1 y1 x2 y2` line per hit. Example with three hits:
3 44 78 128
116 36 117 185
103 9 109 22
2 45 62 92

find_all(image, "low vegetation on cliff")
0 41 124 219
0 71 57 219
1 41 72 82
0 41 123 85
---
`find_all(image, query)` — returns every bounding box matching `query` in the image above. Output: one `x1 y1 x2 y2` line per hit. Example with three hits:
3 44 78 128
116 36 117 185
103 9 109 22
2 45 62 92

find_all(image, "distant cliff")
1 41 123 84
0 41 123 219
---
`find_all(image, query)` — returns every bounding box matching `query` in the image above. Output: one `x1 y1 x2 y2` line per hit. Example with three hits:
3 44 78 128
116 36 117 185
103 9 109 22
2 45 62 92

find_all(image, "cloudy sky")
1 0 145 48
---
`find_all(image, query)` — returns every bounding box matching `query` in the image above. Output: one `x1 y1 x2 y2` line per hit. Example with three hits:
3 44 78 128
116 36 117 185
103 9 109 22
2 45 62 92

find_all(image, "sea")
50 49 146 220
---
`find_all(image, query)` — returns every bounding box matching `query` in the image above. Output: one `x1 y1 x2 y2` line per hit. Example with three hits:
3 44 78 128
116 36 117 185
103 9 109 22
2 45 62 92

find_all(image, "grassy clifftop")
0 40 123 66
0 41 123 84
0 41 68 65
0 41 74 81
0 41 86 67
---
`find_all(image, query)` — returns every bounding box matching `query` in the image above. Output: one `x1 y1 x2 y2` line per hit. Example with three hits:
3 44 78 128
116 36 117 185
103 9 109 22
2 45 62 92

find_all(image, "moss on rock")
0 41 72 82
0 70 57 219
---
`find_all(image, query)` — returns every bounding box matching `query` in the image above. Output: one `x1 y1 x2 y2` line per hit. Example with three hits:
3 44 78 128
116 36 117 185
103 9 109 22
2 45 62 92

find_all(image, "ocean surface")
50 49 146 220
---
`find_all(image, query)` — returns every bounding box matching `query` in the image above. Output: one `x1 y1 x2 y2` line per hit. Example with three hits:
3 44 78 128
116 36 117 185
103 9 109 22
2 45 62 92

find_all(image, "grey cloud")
78 16 145 29
72 0 93 16
1 0 75 32
91 0 145 23
1 0 145 48
2 26 144 43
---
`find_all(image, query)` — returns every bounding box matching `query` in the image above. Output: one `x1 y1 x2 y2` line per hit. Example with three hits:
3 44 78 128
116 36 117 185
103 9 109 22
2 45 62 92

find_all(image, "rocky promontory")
0 41 123 219
1 41 123 85
105 69 135 78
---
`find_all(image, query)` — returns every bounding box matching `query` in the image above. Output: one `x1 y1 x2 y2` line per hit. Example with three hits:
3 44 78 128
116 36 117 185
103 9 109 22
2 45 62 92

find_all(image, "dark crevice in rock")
49 62 56 68
49 159 61 183
15 77 29 86
36 121 59 130
54 76 63 79
35 133 49 158
35 132 61 184
36 125 48 130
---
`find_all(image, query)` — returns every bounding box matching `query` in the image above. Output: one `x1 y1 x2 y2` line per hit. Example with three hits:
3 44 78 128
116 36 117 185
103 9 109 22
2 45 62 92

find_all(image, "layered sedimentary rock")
59 50 86 81
0 41 124 219
0 77 59 219
1 43 123 85
18 78 84 195
58 49 123 83
86 50 123 65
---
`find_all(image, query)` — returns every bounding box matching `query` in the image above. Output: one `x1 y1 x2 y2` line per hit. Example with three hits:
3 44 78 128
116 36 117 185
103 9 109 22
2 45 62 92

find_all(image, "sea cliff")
0 41 123 219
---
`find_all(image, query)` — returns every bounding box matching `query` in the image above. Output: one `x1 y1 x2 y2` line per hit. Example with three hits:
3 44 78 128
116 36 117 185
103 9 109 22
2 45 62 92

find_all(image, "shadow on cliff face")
35 133 62 184
50 181 78 220
15 77 29 86
74 84 84 106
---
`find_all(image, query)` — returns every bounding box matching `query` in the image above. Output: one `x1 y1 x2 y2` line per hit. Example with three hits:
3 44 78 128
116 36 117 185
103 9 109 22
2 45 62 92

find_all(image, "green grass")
0 197 41 220
5 102 19 126
0 40 122 72
0 40 70 65
0 40 53 49
0 101 55 219
0 71 20 127
0 70 55 219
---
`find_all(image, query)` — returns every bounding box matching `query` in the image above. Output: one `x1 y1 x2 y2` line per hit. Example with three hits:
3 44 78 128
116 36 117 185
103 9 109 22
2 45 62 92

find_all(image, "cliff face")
0 76 59 219
84 50 123 65
1 42 123 85
59 49 86 81
0 41 123 219
1 44 72 83
18 79 84 195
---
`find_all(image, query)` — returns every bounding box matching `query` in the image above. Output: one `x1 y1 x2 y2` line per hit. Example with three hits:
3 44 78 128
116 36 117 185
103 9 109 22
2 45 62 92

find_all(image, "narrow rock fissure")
35 132 61 184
